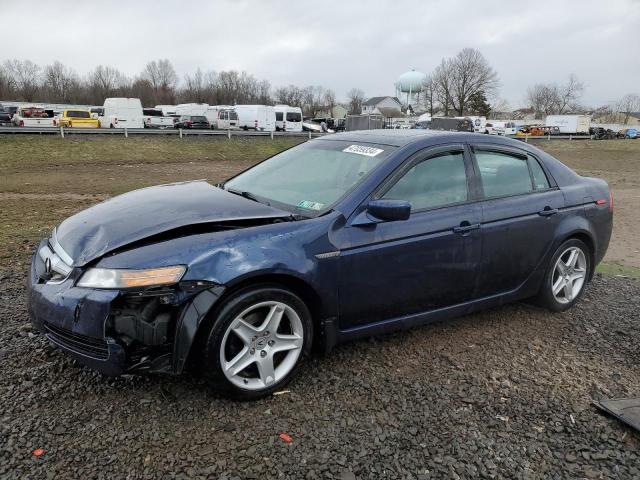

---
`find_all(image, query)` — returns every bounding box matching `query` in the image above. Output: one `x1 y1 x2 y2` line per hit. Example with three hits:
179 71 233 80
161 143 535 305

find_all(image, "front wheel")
201 286 313 399
537 239 591 312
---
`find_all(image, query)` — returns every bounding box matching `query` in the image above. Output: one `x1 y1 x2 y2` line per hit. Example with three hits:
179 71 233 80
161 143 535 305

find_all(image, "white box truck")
545 115 591 134
100 98 144 129
234 105 276 131
274 105 303 132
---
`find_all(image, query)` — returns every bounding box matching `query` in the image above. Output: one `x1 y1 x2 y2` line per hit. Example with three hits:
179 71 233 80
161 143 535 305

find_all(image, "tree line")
1 54 638 119
0 58 345 118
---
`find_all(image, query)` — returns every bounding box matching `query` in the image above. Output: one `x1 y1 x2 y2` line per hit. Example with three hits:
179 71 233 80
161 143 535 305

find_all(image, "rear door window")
475 151 533 198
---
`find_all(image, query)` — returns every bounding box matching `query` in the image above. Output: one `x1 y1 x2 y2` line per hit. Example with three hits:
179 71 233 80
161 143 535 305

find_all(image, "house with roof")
361 96 403 118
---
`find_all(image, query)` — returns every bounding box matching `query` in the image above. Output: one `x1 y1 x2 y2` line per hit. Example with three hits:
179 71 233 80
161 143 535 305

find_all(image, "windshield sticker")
298 200 325 211
342 145 384 157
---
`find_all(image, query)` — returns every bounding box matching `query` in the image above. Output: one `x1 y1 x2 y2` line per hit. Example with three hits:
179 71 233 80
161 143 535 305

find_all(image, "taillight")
115 118 118 124
53 119 57 126
19 120 24 127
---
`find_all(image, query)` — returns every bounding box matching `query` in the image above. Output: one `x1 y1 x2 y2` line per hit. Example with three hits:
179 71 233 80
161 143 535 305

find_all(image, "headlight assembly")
77 265 186 289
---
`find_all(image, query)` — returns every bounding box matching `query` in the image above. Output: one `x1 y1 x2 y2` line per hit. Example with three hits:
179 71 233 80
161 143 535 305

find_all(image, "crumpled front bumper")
27 242 126 376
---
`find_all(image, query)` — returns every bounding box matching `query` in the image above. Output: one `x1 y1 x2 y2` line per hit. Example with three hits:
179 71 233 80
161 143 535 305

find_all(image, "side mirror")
367 199 411 222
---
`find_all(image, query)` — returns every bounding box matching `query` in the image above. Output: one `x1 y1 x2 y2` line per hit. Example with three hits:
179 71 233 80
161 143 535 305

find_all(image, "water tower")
395 69 426 113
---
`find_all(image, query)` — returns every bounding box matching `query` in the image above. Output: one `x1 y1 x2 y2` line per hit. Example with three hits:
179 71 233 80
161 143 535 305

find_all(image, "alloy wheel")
219 301 304 390
551 246 587 304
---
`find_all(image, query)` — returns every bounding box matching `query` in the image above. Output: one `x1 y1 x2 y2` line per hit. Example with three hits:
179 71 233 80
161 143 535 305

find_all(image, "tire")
536 239 591 312
201 285 313 400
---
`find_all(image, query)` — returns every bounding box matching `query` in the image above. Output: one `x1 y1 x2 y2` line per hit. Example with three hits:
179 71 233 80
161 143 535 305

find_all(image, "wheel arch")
559 229 596 280
180 273 327 373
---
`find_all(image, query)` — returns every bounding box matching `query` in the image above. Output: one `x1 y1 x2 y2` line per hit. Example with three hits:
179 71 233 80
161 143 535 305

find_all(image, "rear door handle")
453 222 480 234
538 207 559 217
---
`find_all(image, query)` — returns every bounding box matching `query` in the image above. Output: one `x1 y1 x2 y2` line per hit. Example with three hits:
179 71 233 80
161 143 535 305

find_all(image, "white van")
204 106 239 130
100 98 144 129
274 105 303 132
234 105 276 131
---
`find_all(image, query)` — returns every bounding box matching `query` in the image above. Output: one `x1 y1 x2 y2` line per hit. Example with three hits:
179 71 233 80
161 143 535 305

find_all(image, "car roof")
316 129 522 148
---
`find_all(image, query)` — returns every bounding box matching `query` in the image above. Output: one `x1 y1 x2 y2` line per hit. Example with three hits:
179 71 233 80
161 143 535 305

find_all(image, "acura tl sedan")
28 130 613 399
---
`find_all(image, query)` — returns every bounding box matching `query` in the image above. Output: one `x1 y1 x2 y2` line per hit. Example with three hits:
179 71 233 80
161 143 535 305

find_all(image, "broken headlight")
77 266 186 289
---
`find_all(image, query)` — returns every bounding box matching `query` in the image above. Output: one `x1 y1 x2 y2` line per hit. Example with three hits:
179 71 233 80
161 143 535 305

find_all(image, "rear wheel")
537 239 591 312
201 286 312 399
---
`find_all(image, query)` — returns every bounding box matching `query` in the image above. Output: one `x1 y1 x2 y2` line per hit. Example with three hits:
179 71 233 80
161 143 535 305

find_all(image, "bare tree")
526 83 558 117
141 59 178 105
346 88 365 114
43 61 81 103
420 76 436 116
323 89 336 116
0 63 15 99
4 59 41 101
128 78 153 106
526 74 585 117
557 73 584 114
274 85 305 107
89 65 127 103
182 68 207 103
449 48 499 116
616 93 640 123
491 97 510 112
432 58 455 115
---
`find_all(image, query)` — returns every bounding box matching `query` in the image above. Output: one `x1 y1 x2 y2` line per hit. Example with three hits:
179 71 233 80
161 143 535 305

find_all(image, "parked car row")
0 99 306 133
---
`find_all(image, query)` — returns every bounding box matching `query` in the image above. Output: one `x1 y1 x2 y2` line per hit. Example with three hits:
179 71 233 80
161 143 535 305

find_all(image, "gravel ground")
1 271 639 479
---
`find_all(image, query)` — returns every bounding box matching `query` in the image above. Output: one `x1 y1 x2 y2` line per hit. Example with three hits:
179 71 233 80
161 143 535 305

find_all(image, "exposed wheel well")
187 274 325 370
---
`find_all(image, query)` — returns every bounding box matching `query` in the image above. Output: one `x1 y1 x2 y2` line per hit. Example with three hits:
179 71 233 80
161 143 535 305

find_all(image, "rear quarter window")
529 157 550 190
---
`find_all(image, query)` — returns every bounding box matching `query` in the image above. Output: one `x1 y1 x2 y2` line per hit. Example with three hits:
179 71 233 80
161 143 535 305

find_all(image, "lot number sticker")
298 200 325 210
343 145 384 157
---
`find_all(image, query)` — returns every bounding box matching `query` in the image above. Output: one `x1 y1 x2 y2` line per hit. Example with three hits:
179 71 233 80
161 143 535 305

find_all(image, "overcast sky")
2 0 639 107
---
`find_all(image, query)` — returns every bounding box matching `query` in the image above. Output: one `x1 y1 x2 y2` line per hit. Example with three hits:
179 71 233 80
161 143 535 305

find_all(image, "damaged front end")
28 235 225 377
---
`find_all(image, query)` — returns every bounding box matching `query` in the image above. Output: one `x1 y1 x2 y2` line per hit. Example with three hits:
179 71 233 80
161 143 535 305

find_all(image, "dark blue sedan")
28 130 613 399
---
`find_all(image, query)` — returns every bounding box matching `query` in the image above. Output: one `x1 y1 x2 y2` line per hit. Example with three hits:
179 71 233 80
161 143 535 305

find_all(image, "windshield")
67 110 90 118
225 140 395 213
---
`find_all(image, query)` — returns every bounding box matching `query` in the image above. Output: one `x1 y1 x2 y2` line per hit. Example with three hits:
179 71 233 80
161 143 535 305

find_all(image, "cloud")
2 0 639 106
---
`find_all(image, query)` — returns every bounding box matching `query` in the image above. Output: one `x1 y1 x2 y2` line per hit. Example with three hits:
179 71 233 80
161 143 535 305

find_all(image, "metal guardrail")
0 126 328 139
1 126 630 142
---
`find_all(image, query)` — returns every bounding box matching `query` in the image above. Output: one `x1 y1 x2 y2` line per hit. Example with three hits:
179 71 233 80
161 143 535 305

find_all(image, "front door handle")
453 222 480 234
538 207 559 217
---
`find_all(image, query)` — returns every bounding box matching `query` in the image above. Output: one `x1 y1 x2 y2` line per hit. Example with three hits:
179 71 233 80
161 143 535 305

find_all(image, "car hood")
55 180 291 266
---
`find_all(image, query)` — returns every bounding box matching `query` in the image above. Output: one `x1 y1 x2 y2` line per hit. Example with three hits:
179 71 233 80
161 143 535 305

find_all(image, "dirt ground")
1 135 640 478
535 140 640 271
0 135 638 273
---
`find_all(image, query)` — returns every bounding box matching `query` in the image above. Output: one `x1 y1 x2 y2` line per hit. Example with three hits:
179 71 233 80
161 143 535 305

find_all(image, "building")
361 96 403 116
